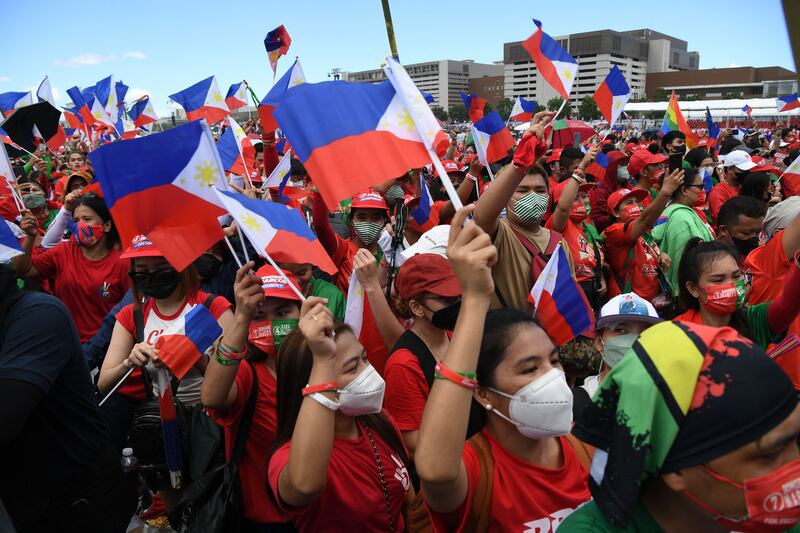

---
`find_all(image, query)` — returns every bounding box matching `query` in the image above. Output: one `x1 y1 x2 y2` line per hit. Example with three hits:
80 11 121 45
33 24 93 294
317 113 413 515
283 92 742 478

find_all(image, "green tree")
547 97 564 112
578 96 601 120
723 91 743 99
496 97 514 120
651 88 670 102
430 106 448 122
448 105 468 123
483 101 493 115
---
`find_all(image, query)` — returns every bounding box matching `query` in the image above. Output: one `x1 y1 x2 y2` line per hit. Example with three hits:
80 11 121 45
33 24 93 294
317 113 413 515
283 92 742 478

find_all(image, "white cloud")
0 76 10 83
53 53 117 67
123 51 146 60
728 63 741 68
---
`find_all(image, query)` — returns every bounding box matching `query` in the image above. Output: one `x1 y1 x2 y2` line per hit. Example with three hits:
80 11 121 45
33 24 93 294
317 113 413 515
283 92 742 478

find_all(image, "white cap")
401 225 450 259
722 150 757 170
122 447 133 456
597 292 662 330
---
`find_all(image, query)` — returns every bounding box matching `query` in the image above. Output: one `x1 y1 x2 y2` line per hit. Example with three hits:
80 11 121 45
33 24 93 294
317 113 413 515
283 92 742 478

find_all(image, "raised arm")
353 248 404 348
766 259 800 336
438 157 482 223
629 168 684 242
551 148 598 233
415 206 497 514
311 192 339 255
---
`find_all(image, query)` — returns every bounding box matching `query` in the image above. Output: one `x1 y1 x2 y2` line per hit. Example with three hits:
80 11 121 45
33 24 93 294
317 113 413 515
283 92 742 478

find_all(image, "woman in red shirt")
268 298 410 533
415 207 591 532
18 194 130 342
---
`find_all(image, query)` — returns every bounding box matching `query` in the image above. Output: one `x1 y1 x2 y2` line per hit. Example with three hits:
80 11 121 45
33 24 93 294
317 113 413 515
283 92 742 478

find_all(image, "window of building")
613 35 621 51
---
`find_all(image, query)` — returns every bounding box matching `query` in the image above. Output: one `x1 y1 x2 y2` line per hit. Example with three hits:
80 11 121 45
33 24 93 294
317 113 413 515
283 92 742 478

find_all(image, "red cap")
608 188 649 212
552 179 595 203
547 148 563 164
461 153 482 172
350 191 388 212
696 138 716 148
628 150 667 178
255 265 303 301
395 253 461 300
751 156 782 175
120 234 163 259
624 142 640 153
434 160 465 177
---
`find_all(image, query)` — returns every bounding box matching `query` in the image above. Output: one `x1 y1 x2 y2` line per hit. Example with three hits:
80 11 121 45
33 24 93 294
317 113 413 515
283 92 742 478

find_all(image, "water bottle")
120 447 139 474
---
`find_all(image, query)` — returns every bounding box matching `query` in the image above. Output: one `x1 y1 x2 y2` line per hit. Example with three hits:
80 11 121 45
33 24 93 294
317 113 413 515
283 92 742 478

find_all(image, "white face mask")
338 364 386 416
487 368 573 439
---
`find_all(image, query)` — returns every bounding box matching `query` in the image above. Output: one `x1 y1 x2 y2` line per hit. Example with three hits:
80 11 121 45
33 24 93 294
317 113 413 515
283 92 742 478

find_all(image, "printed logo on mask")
763 478 800 514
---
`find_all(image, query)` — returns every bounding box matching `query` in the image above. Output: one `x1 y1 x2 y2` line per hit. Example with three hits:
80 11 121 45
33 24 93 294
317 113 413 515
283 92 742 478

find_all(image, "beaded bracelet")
434 361 478 390
213 350 241 366
302 382 338 397
216 338 247 361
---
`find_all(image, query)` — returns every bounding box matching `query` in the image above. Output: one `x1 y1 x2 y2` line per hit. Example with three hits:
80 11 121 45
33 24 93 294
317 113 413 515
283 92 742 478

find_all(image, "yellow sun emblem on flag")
277 167 288 179
291 77 304 87
212 91 223 103
563 69 573 81
194 161 219 187
94 111 104 119
614 101 622 109
396 109 415 133
241 214 263 232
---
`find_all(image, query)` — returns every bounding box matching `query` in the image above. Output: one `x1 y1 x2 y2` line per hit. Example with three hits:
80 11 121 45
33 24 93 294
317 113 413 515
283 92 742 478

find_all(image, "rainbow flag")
659 91 699 149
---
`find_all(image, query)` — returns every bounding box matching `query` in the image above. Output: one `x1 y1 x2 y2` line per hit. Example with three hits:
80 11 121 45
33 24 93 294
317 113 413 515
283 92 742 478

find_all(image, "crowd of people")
3 104 800 533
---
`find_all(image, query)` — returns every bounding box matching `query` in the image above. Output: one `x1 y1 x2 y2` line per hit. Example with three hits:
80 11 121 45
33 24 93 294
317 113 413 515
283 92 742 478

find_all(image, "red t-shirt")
331 234 359 295
783 173 800 199
115 291 231 401
268 415 410 533
32 240 130 342
427 429 591 532
207 362 286 525
708 181 740 221
545 218 599 283
384 348 429 432
603 222 661 300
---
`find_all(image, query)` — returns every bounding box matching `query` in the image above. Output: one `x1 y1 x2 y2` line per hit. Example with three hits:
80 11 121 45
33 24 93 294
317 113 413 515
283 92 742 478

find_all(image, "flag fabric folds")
264 25 292 75
155 305 222 380
89 120 227 271
0 91 33 116
586 151 609 180
742 104 752 116
776 93 800 113
258 59 306 132
528 244 594 344
460 92 486 122
66 86 95 126
262 150 292 191
705 107 721 141
226 81 249 110
472 111 515 165
274 58 449 208
510 96 537 122
214 189 337 274
36 76 55 105
593 66 630 129
128 96 158 128
217 117 255 177
660 91 699 149
1 101 66 152
0 220 23 262
411 174 434 225
169 76 230 125
522 19 578 99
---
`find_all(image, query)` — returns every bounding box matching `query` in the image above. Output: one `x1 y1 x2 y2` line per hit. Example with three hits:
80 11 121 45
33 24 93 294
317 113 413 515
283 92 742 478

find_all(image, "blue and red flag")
128 95 158 128
529 243 594 344
705 107 721 141
169 76 230 125
273 59 449 208
0 219 23 262
155 304 222 379
471 111 515 165
460 92 486 122
586 151 609 180
742 104 753 116
258 59 305 132
411 173 434 225
276 129 291 154
88 120 228 271
154 367 182 488
0 127 20 149
225 81 249 110
215 189 337 274
217 117 255 177
593 65 630 129
776 93 800 113
264 25 292 75
509 97 537 122
66 86 96 126
522 19 578 99
0 91 33 117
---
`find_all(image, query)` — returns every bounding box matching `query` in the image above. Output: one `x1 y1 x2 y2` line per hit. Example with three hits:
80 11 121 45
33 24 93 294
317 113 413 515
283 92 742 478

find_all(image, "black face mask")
731 170 749 185
131 269 181 299
732 236 759 258
193 254 223 280
429 300 461 331
672 145 687 156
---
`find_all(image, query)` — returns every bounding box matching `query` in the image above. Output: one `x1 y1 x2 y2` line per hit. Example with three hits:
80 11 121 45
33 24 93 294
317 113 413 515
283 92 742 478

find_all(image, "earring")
484 403 492 411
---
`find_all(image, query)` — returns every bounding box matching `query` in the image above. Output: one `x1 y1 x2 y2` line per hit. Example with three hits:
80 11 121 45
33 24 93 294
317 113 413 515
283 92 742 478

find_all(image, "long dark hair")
740 172 772 204
72 194 119 249
677 238 753 339
129 259 201 331
271 322 409 468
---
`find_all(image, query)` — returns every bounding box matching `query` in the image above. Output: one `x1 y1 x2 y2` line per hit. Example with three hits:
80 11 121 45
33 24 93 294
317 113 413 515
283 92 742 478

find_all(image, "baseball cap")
255 265 303 301
121 234 163 259
401 225 450 260
547 148 564 164
395 253 461 300
624 142 641 154
750 155 781 176
552 179 595 203
434 160 465 178
722 150 757 170
350 191 389 212
627 150 667 177
607 187 649 212
596 292 662 330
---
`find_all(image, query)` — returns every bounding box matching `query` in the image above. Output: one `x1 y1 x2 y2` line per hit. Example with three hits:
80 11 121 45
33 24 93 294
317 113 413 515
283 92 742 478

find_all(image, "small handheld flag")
742 104 753 116
460 93 486 122
472 111 515 165
0 220 23 262
522 19 578 99
509 97 537 122
258 59 306 131
36 76 55 105
225 82 249 110
264 25 292 75
705 107 720 141
217 117 255 179
776 93 800 113
169 76 230 125
155 305 222 379
261 150 292 193
128 96 159 128
593 66 630 129
660 91 699 149
411 174 434 225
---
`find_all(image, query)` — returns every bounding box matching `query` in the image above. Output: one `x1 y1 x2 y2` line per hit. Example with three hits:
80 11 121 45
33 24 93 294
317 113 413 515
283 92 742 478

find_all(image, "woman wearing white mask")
268 296 411 532
415 207 592 532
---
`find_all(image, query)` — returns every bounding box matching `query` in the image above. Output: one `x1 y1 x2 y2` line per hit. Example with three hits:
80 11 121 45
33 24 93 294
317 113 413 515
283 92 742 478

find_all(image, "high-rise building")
503 29 699 111
343 60 502 111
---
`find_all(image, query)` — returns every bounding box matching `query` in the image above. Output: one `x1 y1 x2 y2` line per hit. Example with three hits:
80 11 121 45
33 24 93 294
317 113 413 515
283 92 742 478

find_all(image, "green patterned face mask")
353 221 383 245
385 184 405 201
512 192 549 224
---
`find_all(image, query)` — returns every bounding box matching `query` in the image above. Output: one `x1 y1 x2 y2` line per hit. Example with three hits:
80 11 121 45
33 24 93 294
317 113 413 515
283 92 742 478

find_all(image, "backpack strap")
231 361 259 465
565 433 595 472
464 432 495 533
389 330 437 389
509 225 561 261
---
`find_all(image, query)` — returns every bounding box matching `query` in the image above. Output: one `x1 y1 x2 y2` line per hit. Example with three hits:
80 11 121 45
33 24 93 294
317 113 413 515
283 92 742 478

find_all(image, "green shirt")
651 204 713 296
310 278 346 321
746 301 774 350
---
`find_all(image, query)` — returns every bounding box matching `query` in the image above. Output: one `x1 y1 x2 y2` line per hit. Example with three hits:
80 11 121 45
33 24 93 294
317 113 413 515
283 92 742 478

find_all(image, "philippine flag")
155 305 222 379
258 59 306 132
776 93 800 113
510 97 537 122
261 150 292 191
742 104 753 116
117 115 139 140
94 75 119 126
169 76 231 125
0 91 33 116
264 25 292 75
522 19 578 99
66 86 95 126
274 57 449 208
214 189 337 274
593 66 630 129
460 92 486 122
586 151 609 180
0 127 20 149
226 81 249 110
781 153 800 199
411 173 434 225
472 111 515 165
528 244 594 345
36 76 55 105
0 220 23 262
128 95 158 128
89 120 228 271
217 116 255 177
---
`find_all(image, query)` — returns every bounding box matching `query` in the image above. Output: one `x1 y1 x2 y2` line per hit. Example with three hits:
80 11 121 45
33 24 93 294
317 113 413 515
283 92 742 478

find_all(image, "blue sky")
1 0 794 116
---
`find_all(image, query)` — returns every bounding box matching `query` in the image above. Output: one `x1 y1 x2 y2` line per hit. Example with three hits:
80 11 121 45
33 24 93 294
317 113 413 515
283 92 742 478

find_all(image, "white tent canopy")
623 97 799 118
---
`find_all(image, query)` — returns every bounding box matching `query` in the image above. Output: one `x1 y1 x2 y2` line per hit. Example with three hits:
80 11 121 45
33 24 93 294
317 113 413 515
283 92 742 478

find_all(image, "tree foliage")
547 97 565 112
496 97 514 120
430 106 448 122
578 96 601 120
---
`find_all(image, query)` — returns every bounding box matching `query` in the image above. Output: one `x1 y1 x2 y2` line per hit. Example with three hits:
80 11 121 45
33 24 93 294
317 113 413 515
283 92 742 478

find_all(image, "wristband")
434 361 478 390
302 381 339 397
466 173 478 182
213 350 241 366
571 173 586 185
215 338 247 361
307 392 340 411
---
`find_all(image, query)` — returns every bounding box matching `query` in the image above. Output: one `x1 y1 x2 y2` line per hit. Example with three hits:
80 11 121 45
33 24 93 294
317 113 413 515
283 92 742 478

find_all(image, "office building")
645 66 797 100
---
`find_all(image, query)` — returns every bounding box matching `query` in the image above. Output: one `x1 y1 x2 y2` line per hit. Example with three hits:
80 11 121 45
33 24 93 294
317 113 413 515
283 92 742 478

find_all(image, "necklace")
365 426 394 532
